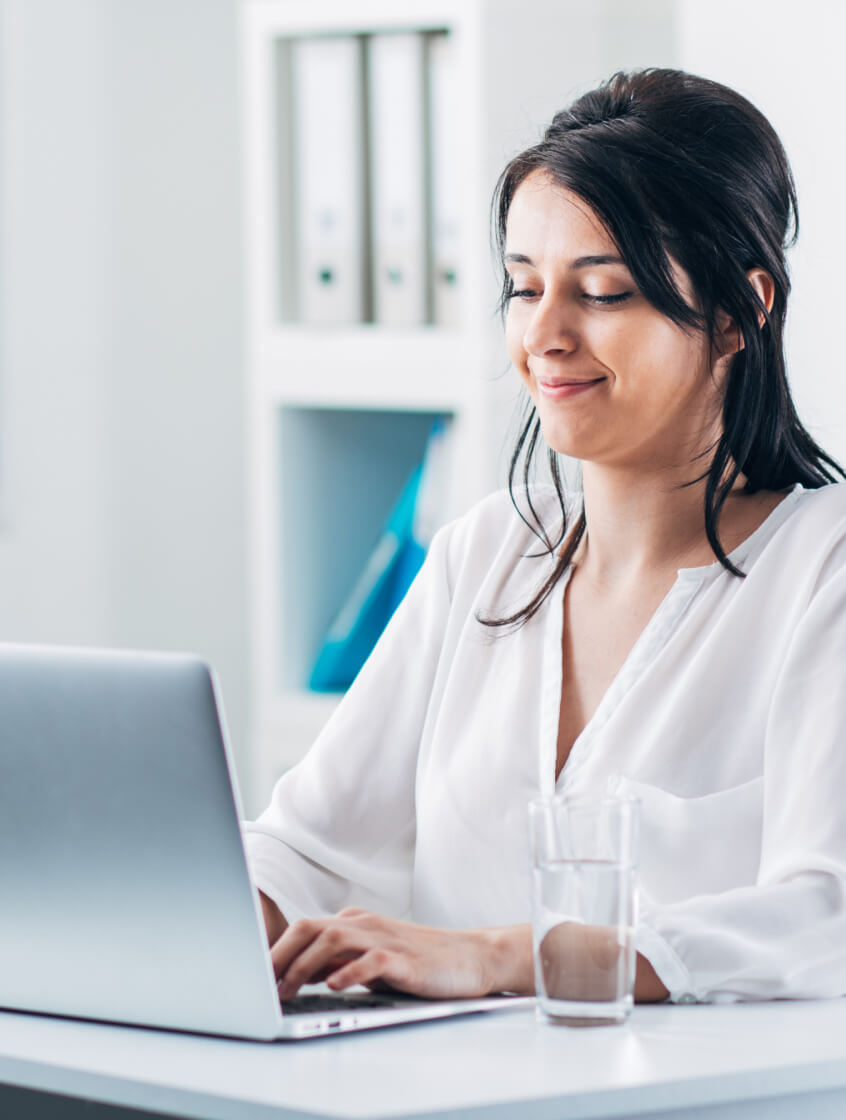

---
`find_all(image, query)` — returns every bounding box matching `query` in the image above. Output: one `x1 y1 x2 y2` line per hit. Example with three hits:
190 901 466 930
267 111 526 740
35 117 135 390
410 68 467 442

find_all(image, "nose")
521 293 578 358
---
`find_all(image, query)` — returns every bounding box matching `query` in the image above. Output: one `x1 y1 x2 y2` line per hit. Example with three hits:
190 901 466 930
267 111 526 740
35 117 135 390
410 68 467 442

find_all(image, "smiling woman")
243 70 846 1009
503 181 728 468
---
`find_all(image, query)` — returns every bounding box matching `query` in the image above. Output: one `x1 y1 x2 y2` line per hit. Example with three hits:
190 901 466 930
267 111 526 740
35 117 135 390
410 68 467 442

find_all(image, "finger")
270 918 327 980
278 924 374 996
326 948 413 994
278 955 359 1000
362 977 398 993
334 908 390 933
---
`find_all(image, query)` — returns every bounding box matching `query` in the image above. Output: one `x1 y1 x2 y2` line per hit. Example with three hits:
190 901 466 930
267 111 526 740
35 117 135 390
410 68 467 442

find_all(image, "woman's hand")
537 923 668 1003
270 909 535 1000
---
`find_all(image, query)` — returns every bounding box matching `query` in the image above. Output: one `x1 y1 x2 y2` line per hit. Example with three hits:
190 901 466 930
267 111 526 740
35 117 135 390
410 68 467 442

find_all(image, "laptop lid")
0 644 282 1039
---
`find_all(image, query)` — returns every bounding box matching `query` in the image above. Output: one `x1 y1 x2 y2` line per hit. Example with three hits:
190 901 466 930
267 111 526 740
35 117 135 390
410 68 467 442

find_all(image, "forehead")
504 171 617 261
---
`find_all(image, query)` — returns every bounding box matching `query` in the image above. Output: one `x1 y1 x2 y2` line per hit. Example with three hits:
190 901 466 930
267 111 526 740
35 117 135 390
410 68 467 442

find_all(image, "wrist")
634 951 670 1003
258 890 288 946
473 924 535 995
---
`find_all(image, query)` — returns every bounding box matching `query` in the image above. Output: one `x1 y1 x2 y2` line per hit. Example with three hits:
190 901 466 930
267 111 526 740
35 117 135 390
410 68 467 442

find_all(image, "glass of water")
529 794 639 1026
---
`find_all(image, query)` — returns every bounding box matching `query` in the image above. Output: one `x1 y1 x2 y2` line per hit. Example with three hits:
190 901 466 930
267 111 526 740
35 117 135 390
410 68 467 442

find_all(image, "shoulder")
792 480 846 519
757 483 846 594
440 483 577 556
781 482 846 552
430 484 579 603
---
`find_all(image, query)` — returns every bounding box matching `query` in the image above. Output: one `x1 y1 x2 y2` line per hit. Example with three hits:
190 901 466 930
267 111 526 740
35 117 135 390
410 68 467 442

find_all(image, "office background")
0 0 843 817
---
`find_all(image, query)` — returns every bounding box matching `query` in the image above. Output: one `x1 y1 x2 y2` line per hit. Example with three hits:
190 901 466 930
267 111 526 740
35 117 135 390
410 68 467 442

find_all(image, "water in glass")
532 856 636 1026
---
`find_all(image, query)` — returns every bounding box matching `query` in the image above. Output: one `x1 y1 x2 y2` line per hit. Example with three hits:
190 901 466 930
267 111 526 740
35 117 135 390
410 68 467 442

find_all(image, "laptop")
0 643 532 1040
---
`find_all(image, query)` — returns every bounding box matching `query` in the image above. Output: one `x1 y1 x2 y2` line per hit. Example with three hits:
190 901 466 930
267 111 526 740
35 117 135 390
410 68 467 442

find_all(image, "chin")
535 418 592 461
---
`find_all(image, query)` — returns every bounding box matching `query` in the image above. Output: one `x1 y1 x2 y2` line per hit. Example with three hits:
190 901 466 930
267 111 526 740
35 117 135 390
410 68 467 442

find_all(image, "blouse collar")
676 483 805 582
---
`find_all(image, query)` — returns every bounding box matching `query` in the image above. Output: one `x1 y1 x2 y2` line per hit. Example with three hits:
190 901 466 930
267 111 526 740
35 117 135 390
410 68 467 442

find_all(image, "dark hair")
485 68 844 629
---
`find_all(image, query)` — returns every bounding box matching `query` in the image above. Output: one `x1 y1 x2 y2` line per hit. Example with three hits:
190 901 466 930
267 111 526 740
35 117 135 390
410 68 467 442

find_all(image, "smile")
536 377 606 400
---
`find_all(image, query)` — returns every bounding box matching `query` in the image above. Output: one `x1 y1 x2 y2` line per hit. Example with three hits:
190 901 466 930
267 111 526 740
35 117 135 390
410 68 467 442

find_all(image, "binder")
367 33 428 326
427 32 461 327
308 465 423 692
308 417 455 691
388 416 453 614
291 36 366 324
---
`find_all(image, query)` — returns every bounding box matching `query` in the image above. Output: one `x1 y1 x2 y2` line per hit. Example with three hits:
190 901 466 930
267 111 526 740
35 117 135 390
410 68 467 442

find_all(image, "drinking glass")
529 794 639 1026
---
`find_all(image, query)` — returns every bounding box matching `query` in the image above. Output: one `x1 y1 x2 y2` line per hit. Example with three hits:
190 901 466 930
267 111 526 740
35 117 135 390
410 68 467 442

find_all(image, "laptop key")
280 993 406 1015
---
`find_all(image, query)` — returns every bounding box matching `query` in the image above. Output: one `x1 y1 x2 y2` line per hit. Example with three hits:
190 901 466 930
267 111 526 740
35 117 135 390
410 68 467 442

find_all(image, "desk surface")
2 998 846 1120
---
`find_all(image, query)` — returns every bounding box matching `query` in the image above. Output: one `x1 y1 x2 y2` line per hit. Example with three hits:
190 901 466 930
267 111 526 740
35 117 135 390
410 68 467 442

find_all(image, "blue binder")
308 465 426 692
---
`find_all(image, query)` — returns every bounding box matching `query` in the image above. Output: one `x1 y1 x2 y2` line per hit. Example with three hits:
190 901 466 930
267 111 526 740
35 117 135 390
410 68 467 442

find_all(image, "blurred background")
1 0 844 816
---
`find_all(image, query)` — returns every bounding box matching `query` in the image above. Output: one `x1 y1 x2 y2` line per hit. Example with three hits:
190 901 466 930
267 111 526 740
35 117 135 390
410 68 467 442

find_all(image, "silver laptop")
0 643 531 1039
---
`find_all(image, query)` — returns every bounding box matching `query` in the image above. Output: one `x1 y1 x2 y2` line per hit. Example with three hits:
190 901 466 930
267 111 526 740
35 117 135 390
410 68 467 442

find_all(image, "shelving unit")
241 0 667 811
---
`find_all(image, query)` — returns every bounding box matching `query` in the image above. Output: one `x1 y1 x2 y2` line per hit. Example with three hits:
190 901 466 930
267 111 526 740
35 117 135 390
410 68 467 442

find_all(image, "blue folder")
308 465 426 692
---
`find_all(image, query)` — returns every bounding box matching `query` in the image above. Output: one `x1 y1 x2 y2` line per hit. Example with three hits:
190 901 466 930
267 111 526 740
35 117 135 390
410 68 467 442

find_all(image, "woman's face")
504 171 723 474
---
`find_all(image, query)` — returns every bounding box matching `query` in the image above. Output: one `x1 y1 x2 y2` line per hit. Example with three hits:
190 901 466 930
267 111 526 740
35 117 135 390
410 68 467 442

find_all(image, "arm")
241 519 458 928
635 951 670 1002
259 890 288 946
637 558 846 1002
269 914 668 1002
472 925 667 1001
476 926 667 1001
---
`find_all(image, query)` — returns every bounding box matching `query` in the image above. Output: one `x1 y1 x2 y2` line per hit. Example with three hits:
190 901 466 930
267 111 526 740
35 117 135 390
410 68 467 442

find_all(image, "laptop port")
328 1020 341 1029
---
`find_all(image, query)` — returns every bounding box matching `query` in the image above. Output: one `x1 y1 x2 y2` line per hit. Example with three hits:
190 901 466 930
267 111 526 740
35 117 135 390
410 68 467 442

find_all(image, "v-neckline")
543 569 702 791
538 485 805 795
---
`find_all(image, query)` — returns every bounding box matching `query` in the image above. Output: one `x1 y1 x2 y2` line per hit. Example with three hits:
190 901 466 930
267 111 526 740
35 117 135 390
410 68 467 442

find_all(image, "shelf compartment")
275 405 446 692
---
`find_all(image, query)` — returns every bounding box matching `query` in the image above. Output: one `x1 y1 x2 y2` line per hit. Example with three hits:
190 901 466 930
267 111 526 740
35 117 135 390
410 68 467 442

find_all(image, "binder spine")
292 36 367 325
427 31 461 328
367 33 428 327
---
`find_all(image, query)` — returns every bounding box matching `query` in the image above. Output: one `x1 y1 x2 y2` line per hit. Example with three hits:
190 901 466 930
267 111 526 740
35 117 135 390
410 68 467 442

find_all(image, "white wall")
100 0 248 781
0 0 249 785
680 0 846 469
4 0 844 815
0 0 111 642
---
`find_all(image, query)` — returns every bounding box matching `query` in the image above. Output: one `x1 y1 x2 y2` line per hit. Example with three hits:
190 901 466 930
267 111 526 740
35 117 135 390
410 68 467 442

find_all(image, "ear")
747 267 776 326
714 268 776 357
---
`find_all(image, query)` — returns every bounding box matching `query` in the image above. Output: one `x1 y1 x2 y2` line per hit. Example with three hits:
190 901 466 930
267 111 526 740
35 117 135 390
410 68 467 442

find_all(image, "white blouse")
243 481 846 1004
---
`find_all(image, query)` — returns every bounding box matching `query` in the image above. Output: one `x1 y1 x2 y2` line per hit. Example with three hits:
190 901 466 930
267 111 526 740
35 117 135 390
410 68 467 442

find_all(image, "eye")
583 291 633 306
503 273 541 303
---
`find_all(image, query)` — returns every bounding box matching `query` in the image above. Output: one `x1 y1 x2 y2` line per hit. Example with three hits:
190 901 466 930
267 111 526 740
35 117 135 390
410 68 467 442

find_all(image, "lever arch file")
427 31 461 327
291 36 367 324
367 33 428 326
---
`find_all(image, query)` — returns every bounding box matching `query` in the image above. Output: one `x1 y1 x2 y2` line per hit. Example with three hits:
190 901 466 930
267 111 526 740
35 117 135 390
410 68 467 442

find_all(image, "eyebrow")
504 252 626 269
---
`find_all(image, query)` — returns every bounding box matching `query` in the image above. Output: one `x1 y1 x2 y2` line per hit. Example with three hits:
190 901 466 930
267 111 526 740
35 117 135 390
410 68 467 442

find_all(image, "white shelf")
243 0 461 38
256 326 475 412
242 0 653 812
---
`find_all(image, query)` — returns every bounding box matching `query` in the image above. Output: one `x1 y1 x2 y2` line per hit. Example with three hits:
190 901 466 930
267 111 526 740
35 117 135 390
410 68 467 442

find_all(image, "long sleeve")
243 480 846 998
241 519 457 926
636 548 846 1002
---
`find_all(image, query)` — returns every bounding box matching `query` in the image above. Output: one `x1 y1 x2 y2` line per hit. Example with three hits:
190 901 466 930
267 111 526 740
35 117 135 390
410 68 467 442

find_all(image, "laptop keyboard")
280 992 407 1015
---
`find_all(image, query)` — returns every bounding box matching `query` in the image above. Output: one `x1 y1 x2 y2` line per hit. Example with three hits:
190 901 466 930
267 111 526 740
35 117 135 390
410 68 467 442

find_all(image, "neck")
577 461 720 586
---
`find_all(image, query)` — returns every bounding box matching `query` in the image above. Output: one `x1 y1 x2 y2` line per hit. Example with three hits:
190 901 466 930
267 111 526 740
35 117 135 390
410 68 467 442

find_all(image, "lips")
536 376 606 399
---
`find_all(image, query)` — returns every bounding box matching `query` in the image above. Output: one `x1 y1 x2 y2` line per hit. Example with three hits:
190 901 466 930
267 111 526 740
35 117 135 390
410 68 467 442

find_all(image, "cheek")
603 318 707 392
595 314 661 367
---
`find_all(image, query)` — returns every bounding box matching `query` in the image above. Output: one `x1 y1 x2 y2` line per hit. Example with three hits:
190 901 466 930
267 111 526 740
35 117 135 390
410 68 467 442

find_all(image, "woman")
243 69 846 1005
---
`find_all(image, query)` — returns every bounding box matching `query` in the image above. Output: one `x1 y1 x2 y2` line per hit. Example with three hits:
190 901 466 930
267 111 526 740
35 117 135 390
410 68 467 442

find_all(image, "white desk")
2 999 846 1120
